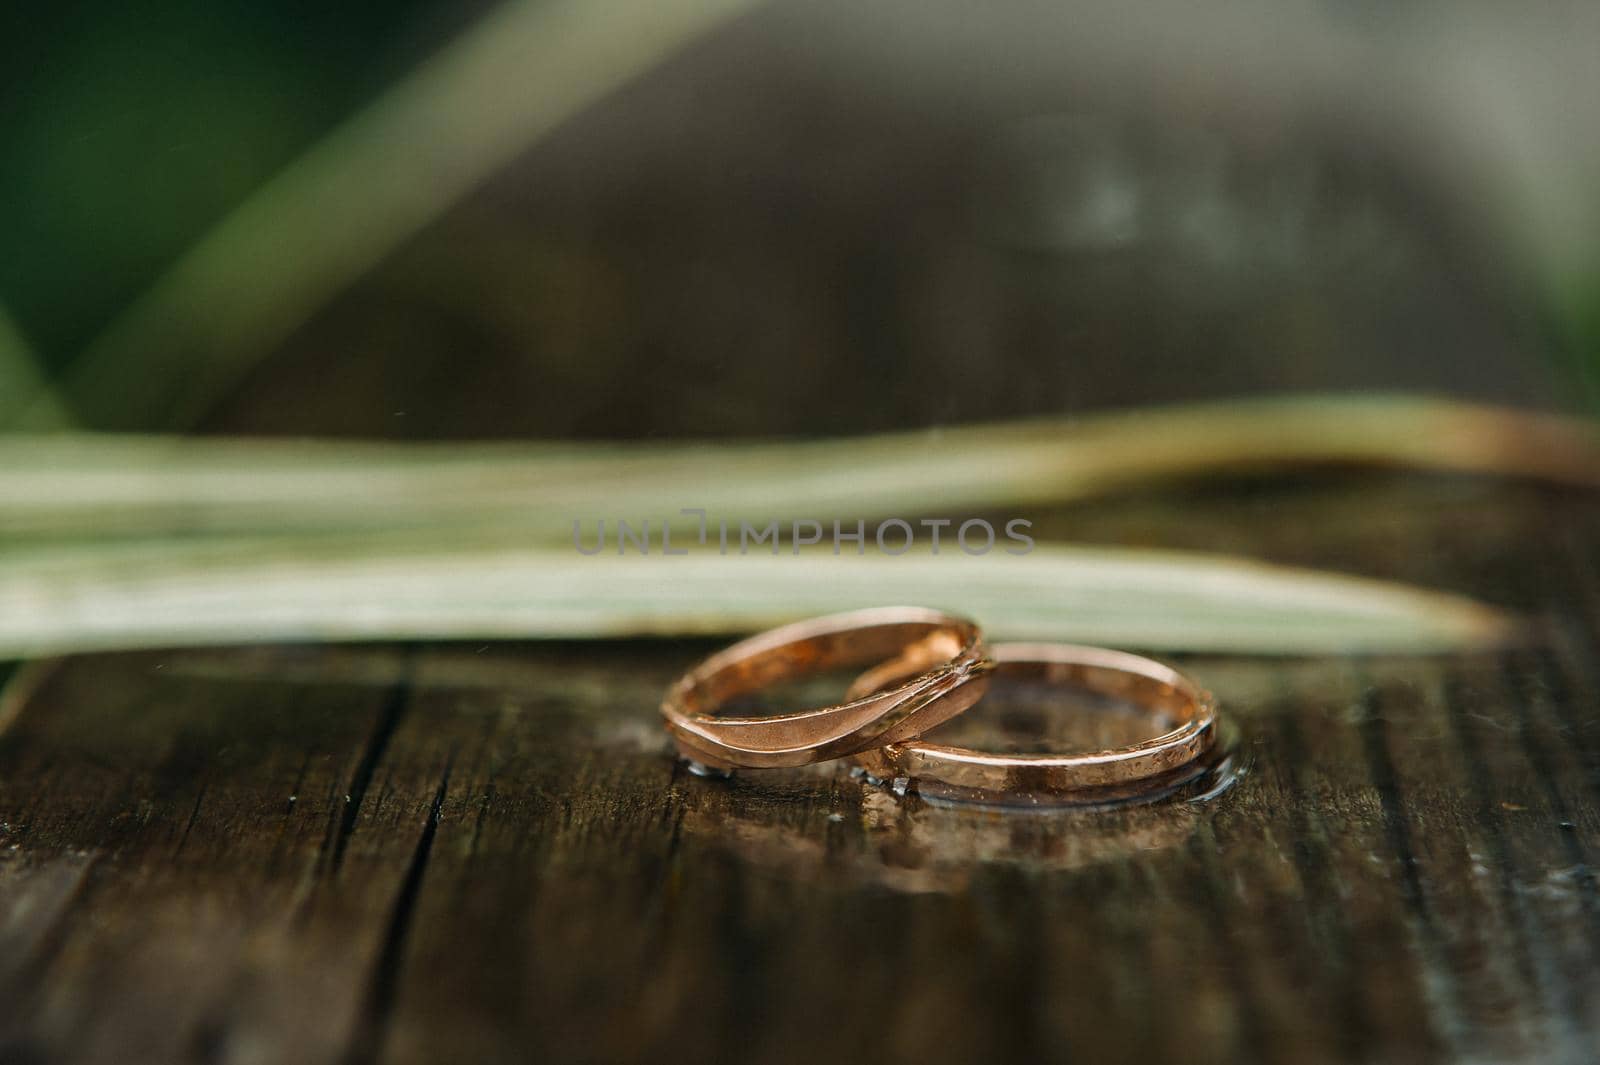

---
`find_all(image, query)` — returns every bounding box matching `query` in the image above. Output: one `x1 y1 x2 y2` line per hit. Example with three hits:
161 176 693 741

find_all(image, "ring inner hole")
691 623 963 717
915 663 1186 755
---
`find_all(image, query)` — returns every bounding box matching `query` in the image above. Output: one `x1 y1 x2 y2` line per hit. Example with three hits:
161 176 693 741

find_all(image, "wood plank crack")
342 764 451 1065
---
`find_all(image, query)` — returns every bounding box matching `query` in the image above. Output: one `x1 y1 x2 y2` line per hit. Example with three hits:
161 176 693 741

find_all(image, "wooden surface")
1 475 1598 1065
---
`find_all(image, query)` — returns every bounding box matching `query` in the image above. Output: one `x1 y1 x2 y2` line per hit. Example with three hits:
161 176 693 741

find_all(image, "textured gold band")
848 642 1218 803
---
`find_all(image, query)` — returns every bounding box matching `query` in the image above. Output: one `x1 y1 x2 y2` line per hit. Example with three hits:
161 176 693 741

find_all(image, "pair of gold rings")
660 606 1222 806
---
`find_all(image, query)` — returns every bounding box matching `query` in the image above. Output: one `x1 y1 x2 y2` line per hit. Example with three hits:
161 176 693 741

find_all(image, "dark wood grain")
1 477 1597 1065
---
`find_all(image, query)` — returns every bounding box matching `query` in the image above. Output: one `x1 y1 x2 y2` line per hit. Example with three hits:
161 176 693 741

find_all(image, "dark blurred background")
5 0 1595 440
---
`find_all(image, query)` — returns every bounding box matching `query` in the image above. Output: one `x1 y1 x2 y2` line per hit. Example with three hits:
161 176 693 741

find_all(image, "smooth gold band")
661 606 993 771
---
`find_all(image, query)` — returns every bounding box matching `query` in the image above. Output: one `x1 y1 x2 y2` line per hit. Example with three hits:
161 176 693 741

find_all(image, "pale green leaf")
0 535 1512 658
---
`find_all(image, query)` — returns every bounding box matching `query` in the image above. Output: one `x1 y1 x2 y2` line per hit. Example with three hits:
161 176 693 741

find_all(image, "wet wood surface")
1 475 1597 1065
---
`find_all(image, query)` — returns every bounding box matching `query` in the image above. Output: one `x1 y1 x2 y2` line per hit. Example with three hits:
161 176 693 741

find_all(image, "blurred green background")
3 1 440 360
3 0 1595 439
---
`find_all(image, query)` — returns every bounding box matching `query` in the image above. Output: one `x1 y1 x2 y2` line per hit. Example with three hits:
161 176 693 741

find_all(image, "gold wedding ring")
661 612 1224 806
660 606 992 772
848 643 1220 805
